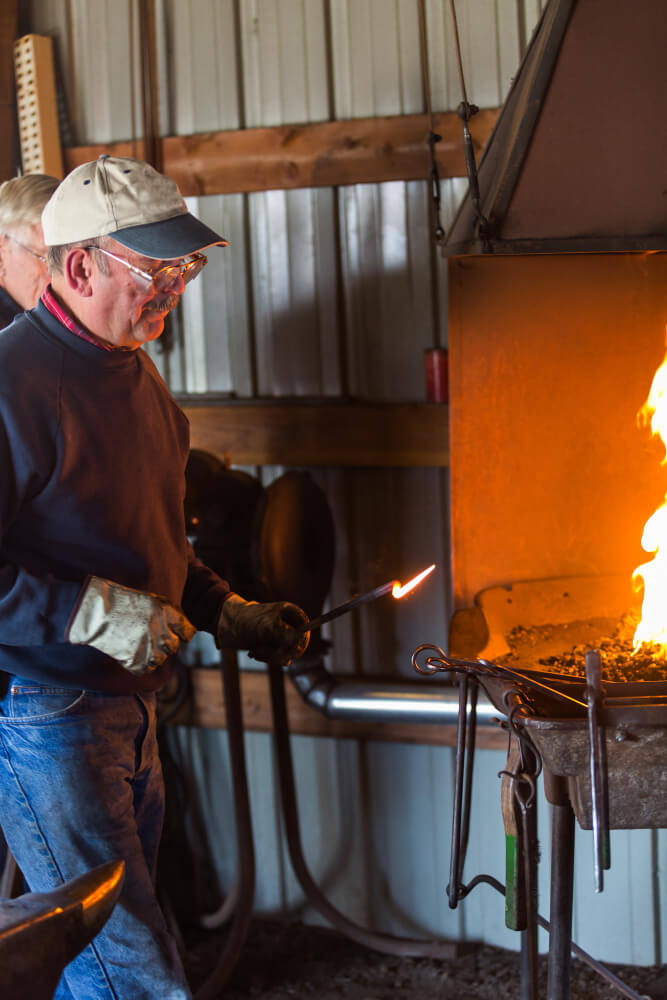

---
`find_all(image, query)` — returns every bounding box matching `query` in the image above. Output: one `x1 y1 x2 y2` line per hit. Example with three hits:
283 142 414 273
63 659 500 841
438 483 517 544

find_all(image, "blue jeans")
0 680 192 1000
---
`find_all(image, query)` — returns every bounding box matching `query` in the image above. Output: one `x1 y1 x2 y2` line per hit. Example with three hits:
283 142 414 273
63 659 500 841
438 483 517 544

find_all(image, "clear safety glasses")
85 245 207 292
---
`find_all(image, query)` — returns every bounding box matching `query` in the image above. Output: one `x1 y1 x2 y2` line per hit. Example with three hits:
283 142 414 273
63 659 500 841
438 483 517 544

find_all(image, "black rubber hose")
194 651 256 999
267 659 460 960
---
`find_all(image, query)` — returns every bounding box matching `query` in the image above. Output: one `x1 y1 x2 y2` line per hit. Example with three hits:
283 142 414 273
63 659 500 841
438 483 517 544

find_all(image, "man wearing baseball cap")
0 156 309 999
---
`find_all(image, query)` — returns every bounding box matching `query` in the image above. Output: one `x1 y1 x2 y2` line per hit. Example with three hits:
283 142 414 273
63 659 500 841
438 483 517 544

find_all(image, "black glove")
216 594 310 664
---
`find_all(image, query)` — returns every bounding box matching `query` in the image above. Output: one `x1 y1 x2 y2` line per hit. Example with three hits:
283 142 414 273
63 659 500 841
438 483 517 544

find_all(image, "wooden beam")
0 1 18 181
181 399 449 468
164 667 507 750
63 109 500 195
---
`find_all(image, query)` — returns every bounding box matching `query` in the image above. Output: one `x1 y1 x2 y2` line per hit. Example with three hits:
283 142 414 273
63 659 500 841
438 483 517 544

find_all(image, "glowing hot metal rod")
301 564 436 632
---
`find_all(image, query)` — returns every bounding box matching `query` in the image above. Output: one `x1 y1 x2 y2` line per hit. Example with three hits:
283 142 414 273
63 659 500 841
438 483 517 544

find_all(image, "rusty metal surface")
448 254 667 611
443 657 667 831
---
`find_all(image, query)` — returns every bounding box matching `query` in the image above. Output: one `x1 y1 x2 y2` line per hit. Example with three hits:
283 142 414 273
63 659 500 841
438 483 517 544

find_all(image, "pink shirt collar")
41 285 113 352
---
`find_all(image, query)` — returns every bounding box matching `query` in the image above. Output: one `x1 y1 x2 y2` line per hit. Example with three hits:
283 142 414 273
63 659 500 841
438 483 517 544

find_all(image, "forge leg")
546 775 575 1000
520 783 539 1000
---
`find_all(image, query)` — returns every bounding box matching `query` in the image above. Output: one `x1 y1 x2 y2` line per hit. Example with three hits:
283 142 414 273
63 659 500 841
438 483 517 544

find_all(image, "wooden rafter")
63 108 499 196
182 400 449 468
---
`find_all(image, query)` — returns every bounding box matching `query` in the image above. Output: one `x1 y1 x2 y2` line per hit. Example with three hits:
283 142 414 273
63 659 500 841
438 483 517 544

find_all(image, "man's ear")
64 247 94 297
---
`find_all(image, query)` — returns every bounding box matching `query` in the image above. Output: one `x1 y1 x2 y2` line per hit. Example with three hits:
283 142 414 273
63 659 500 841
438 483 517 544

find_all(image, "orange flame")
638 353 667 451
391 564 436 599
633 346 667 654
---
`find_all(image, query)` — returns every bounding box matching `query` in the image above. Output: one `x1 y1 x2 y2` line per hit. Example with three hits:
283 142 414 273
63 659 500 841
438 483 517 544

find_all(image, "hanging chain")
417 0 445 246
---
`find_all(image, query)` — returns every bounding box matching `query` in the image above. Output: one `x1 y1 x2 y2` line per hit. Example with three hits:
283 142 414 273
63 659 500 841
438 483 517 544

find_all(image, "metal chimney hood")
444 0 667 255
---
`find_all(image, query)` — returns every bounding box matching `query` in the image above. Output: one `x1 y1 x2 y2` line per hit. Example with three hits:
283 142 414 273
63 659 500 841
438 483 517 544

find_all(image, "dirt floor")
184 918 667 999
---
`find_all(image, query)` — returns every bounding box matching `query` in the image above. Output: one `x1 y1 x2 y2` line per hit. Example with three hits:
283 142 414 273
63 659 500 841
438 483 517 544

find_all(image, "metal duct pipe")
287 657 503 726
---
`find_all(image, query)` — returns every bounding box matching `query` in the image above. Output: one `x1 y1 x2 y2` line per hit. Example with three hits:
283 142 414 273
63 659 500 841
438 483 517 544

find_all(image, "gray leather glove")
66 575 196 675
216 593 310 664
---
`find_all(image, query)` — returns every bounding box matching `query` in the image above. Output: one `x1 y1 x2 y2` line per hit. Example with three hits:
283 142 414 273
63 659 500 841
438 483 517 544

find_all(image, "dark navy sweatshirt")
0 301 229 692
0 286 21 332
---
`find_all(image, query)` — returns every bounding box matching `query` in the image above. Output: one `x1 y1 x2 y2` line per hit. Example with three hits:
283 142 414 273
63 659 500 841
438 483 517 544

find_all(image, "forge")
417 0 667 996
414 569 667 1000
445 573 667 832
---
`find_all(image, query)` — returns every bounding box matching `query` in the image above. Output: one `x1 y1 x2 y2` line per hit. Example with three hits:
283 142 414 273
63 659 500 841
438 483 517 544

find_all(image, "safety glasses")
2 232 47 264
85 245 207 292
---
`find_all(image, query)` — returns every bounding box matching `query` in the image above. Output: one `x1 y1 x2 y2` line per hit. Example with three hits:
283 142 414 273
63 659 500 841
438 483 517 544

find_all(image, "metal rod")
483 662 587 711
418 0 445 245
585 649 610 892
458 682 478 881
518 755 539 1000
448 0 490 246
449 0 469 108
547 801 575 1000
542 919 649 1000
520 931 535 1000
596 716 611 871
448 673 470 908
459 873 650 1000
417 649 588 710
585 648 603 891
604 694 667 706
302 580 397 631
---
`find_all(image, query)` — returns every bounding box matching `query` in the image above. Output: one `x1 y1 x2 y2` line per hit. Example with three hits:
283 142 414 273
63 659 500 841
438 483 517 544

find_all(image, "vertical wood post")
0 1 19 180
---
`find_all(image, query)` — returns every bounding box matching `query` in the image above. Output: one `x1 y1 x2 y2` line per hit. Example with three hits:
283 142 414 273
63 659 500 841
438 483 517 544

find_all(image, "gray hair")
47 236 111 276
0 174 59 232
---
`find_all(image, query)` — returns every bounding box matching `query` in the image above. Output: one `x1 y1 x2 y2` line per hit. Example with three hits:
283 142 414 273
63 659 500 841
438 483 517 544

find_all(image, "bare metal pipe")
287 657 503 725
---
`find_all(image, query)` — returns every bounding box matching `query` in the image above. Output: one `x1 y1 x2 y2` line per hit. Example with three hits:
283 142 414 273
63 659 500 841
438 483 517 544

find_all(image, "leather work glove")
66 576 196 675
216 593 310 664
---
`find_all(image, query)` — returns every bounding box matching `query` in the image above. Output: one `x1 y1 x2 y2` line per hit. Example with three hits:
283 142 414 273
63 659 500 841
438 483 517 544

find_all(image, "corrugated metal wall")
27 0 666 967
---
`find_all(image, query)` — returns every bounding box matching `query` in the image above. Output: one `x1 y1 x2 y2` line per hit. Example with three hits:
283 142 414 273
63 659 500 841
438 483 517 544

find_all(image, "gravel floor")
184 919 666 999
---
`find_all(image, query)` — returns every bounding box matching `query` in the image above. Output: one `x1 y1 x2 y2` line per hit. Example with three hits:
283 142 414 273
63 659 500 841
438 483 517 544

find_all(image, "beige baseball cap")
42 154 228 259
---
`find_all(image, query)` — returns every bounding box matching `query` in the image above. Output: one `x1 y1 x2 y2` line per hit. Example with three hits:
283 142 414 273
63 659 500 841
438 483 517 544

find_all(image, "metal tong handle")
416 649 587 711
585 649 610 892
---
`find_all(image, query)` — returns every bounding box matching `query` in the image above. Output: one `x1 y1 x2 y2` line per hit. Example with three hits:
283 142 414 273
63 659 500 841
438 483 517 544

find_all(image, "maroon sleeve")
181 543 232 633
